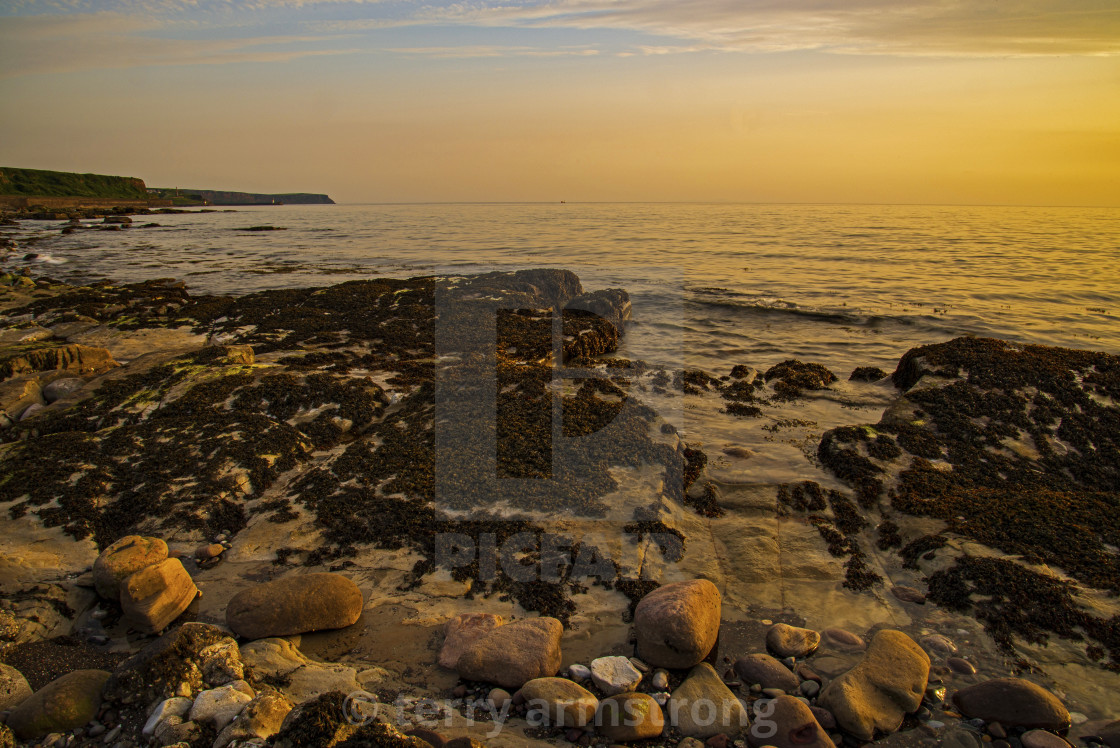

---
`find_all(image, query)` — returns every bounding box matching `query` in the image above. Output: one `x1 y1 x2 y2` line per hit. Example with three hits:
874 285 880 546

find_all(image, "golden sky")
1 1 1118 205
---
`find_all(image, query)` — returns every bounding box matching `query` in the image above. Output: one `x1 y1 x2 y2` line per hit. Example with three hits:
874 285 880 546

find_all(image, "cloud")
386 44 599 58
0 12 362 78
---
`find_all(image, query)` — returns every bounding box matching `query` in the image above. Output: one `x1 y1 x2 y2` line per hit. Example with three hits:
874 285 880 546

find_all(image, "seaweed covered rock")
764 359 837 400
634 579 721 669
102 622 232 703
952 678 1070 730
271 691 361 748
93 535 170 600
226 573 364 639
5 669 110 741
120 557 198 634
455 617 563 688
816 629 930 740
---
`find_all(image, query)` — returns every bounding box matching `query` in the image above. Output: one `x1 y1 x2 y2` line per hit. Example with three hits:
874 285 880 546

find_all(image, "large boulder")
120 557 198 634
439 613 503 669
668 662 750 739
520 677 598 727
748 694 835 748
6 669 111 741
0 663 32 710
226 573 364 639
596 692 665 741
93 535 168 600
455 617 563 689
817 629 930 740
952 678 1071 730
634 579 721 669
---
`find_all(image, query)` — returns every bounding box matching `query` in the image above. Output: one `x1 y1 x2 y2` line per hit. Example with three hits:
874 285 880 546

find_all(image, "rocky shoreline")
2 254 1120 748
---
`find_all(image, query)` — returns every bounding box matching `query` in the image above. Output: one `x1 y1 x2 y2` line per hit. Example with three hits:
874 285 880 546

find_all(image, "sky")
0 0 1118 205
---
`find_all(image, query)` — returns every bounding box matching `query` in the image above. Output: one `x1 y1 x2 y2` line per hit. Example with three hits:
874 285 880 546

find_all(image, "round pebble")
947 657 977 675
891 585 927 604
920 634 957 656
800 680 820 698
1020 730 1070 748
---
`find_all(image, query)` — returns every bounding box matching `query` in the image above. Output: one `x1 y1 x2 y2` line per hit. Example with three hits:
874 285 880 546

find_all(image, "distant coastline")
0 166 333 209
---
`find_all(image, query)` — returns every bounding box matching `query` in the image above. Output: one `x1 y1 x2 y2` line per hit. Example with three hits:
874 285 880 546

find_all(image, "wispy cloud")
386 44 600 58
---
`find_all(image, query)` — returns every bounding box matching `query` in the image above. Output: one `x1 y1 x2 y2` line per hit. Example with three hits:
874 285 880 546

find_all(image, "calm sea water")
6 203 1120 376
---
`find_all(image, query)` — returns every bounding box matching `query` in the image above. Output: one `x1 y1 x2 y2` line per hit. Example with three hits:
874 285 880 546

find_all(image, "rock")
766 624 820 659
669 663 750 739
652 669 670 691
405 728 447 747
919 634 957 656
850 367 888 382
455 617 563 689
155 717 201 745
952 678 1071 730
103 622 230 703
240 637 310 678
199 638 244 686
0 724 13 748
520 677 598 727
92 535 168 601
142 696 193 736
486 688 511 711
809 706 836 730
196 543 225 560
634 579 721 669
747 694 835 748
6 669 110 741
816 629 930 741
0 664 32 710
225 573 364 639
568 663 591 682
733 654 799 692
891 585 926 604
213 692 293 748
17 403 42 421
41 377 84 403
947 657 977 675
439 613 503 669
1020 731 1071 748
189 683 254 731
590 656 643 696
678 740 705 748
596 692 665 741
120 557 198 634
821 628 865 651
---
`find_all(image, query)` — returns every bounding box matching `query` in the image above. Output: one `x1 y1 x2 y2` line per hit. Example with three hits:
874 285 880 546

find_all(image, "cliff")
151 189 335 206
0 167 149 201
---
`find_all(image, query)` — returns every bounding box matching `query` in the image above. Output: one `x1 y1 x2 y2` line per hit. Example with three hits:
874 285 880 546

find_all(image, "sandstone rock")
590 655 643 696
733 654 799 692
821 628 866 651
634 579 721 669
1020 730 1071 748
6 669 110 741
213 692 293 748
0 663 32 710
747 694 835 748
439 613 503 669
120 557 198 634
283 661 362 704
596 691 665 741
226 573 364 639
766 623 821 659
92 535 168 600
668 663 750 739
952 678 1071 730
455 617 563 689
817 629 930 740
190 683 254 731
520 677 598 727
240 637 310 678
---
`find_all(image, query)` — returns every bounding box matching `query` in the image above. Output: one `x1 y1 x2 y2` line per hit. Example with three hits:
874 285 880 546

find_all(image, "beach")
1 204 1120 747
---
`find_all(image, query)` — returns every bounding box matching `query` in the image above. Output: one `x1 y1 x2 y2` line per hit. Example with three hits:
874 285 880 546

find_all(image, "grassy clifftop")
0 167 149 200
